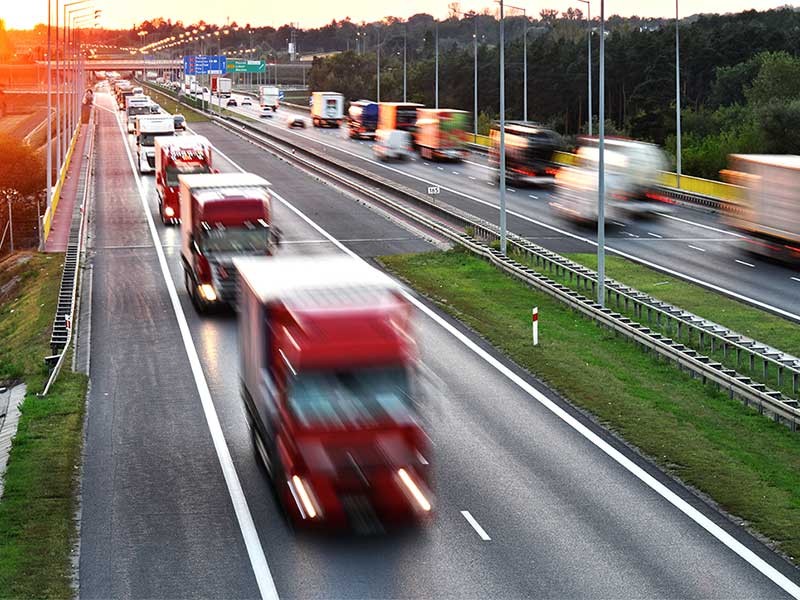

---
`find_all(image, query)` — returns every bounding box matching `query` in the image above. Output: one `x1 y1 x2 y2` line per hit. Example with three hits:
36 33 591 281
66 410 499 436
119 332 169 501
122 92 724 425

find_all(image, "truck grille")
210 260 239 304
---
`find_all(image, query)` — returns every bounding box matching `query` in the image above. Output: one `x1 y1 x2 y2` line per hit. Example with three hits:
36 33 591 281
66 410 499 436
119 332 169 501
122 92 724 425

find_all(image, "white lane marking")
463 158 494 171
469 176 476 180
647 232 663 239
437 166 444 171
688 245 707 253
109 94 280 600
623 232 639 238
461 511 492 541
213 103 800 323
735 259 755 268
528 194 539 200
611 220 626 227
453 171 460 175
507 188 516 193
424 162 430 166
791 277 800 284
263 182 800 599
659 213 746 239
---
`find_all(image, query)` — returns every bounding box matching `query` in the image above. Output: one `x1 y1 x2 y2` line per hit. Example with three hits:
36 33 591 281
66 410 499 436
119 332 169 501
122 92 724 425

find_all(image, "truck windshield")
127 106 150 116
201 226 269 253
139 132 172 147
288 367 414 429
166 163 210 187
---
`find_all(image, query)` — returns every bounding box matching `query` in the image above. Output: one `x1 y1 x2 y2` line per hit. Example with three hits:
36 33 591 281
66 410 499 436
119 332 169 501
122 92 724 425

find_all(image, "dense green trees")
307 8 800 178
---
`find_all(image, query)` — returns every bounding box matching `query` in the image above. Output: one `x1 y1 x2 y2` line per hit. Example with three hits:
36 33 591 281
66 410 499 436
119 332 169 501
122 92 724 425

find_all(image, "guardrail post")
749 353 755 372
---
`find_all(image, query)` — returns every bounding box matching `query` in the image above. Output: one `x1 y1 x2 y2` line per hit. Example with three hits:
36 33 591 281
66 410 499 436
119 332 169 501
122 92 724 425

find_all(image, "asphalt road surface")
206 90 800 322
78 88 800 599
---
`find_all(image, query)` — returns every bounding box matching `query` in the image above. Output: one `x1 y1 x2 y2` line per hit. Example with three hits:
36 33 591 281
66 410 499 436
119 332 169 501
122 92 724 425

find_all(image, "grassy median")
142 85 209 123
0 252 88 598
381 249 800 563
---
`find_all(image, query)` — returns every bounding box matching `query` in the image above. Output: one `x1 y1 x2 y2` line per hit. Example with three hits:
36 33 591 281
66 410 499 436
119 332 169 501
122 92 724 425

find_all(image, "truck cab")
259 86 280 112
135 114 175 174
236 255 433 531
154 135 214 224
347 100 379 139
126 94 151 133
179 173 278 313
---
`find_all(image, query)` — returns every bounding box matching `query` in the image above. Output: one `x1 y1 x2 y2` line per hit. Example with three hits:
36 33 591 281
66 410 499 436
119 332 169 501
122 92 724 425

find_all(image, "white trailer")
135 115 175 174
259 86 280 112
311 92 344 128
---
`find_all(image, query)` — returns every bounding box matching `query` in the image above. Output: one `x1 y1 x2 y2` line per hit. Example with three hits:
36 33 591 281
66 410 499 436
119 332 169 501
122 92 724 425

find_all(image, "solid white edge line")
267 185 800 599
108 94 280 600
660 212 746 239
234 117 799 323
461 511 492 541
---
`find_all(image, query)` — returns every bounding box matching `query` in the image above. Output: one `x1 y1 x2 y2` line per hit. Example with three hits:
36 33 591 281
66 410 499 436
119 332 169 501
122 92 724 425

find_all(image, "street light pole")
507 4 527 120
675 0 682 188
499 0 507 254
376 27 380 102
435 20 439 109
46 0 52 241
473 18 478 141
597 0 606 306
403 26 407 102
577 0 592 135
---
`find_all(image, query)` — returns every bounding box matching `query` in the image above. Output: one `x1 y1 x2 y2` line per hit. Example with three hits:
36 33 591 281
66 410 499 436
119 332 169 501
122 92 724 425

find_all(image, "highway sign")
183 55 228 75
226 59 266 73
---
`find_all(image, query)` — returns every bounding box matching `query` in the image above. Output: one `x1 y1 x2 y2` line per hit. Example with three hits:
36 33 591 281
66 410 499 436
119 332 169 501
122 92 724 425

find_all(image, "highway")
76 87 800 598
200 89 800 321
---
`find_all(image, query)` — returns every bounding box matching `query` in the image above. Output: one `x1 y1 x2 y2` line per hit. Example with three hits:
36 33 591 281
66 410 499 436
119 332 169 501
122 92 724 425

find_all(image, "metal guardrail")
199 108 800 431
42 113 95 396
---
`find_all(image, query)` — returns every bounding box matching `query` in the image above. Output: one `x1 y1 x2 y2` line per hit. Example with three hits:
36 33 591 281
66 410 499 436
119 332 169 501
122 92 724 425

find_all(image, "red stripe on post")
532 308 538 322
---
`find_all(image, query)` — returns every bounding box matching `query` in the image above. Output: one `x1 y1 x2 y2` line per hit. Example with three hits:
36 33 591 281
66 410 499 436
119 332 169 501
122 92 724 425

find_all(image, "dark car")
226 98 238 107
173 114 186 131
289 117 306 129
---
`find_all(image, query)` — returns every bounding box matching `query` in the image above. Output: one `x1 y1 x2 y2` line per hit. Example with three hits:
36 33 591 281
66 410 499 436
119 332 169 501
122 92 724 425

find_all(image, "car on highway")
289 116 306 129
226 98 238 107
173 114 186 131
241 98 252 107
259 107 274 119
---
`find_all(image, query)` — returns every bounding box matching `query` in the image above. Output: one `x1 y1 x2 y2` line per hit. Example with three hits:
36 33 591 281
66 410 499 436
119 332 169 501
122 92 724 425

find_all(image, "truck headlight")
198 283 217 302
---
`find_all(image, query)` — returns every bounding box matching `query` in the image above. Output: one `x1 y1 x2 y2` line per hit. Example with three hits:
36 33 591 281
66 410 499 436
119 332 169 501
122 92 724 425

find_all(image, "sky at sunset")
2 0 795 30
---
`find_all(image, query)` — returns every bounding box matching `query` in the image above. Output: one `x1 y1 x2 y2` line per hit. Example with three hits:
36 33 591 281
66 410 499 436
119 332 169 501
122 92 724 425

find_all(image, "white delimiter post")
532 307 539 346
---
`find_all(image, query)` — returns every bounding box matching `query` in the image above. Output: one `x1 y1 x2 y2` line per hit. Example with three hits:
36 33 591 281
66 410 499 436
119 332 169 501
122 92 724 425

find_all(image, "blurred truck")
135 114 175 174
311 92 344 128
179 173 277 313
154 135 214 224
378 102 422 134
415 109 470 161
347 100 379 139
236 254 433 530
125 94 151 133
489 121 561 185
551 138 669 223
211 76 232 98
722 154 800 262
259 85 280 112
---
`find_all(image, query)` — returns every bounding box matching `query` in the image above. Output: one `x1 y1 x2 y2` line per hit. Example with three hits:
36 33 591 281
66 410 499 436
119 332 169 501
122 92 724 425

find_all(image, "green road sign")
226 59 266 73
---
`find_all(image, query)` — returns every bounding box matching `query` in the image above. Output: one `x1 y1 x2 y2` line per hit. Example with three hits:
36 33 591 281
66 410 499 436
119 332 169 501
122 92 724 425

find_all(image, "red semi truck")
235 255 433 530
155 135 213 224
179 173 277 313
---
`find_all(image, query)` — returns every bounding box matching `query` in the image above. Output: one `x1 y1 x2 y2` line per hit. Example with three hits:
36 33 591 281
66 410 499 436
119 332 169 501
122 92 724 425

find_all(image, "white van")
373 129 413 161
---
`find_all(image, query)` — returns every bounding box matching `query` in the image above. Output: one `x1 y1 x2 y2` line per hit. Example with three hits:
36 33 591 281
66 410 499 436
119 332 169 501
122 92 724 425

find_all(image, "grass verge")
547 251 800 399
381 248 800 563
141 85 209 123
0 251 88 598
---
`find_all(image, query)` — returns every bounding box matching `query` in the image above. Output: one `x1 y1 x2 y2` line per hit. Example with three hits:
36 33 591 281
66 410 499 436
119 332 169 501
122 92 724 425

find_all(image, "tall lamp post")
499 0 507 254
675 0 682 187
577 0 592 135
435 20 439 108
506 4 527 121
403 25 407 102
376 26 381 102
597 0 606 305
65 2 92 154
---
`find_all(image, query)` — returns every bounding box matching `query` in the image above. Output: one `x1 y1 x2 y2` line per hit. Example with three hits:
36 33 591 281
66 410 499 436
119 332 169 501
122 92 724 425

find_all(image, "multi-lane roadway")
78 88 800 599
203 89 800 321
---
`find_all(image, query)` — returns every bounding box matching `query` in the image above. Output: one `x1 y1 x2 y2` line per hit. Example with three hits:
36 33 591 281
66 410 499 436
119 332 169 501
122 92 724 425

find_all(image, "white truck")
259 86 280 113
723 154 800 263
311 91 344 128
135 115 175 174
126 95 152 133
